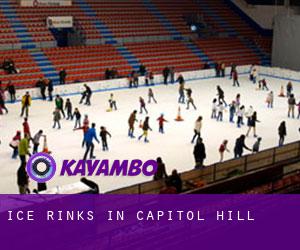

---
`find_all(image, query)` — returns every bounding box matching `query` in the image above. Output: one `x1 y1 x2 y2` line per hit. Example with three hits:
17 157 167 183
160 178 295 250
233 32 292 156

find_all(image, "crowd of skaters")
0 62 300 194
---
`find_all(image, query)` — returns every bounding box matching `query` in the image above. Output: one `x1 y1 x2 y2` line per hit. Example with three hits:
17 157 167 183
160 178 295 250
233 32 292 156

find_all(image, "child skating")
216 102 225 122
73 108 81 129
139 97 148 114
157 114 168 133
108 93 117 111
148 88 157 104
138 117 152 143
219 140 230 162
65 98 73 120
100 126 112 151
128 110 138 138
185 88 197 110
266 91 274 108
211 98 217 119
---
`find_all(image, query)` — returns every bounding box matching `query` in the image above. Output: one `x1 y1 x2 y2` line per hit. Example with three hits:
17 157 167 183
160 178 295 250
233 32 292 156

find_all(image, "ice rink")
0 73 299 194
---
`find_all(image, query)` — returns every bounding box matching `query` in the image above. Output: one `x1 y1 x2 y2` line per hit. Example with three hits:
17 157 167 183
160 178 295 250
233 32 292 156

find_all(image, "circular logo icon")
26 153 56 182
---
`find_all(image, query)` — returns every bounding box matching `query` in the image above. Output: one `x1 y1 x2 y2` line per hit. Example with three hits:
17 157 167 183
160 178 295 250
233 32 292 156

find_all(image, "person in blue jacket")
83 123 99 160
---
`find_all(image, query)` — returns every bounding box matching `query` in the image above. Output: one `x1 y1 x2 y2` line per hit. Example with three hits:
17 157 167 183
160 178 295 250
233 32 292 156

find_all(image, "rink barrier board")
5 65 300 104
4 65 300 103
107 140 300 194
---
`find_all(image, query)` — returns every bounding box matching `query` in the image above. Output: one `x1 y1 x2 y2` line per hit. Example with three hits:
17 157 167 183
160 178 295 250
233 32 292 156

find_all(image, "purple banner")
0 195 299 250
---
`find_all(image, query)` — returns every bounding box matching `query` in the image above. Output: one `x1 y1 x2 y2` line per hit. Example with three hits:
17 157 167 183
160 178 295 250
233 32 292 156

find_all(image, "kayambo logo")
26 153 57 182
26 153 158 182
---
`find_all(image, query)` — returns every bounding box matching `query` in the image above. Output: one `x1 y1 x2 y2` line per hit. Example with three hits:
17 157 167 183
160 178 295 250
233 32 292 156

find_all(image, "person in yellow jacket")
18 134 31 166
20 91 31 118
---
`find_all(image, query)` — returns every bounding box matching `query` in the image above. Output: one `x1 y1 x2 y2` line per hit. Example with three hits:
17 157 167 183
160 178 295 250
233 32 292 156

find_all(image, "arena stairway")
184 41 214 67
142 0 182 40
240 37 271 66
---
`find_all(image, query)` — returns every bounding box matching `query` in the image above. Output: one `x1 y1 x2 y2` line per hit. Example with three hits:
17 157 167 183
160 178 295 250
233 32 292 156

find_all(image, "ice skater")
149 71 154 85
185 88 197 110
100 126 112 151
278 121 286 146
83 123 99 160
229 101 236 123
252 137 262 153
235 93 241 109
234 135 251 158
217 86 227 106
232 70 240 87
191 116 202 144
193 137 206 169
32 130 44 154
216 102 225 122
258 79 269 91
139 97 148 114
219 140 230 162
211 98 217 119
65 98 73 120
73 108 81 129
20 92 31 118
148 88 157 104
288 94 296 118
236 105 245 128
0 90 8 114
22 117 31 138
286 82 293 97
80 84 92 105
128 110 138 138
266 91 274 108
246 111 259 137
9 131 21 159
108 93 117 111
55 95 65 118
53 108 61 129
178 81 185 104
138 117 152 143
157 114 168 134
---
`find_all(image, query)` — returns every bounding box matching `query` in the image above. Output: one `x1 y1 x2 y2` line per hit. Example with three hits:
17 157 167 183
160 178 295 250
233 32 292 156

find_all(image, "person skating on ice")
74 115 89 148
53 108 61 129
286 82 293 97
9 131 21 159
157 114 168 134
193 137 206 169
232 69 240 87
219 140 230 162
229 101 236 123
246 111 260 137
235 93 241 109
128 110 138 138
139 97 148 114
108 93 117 111
100 126 112 151
73 108 81 129
216 85 227 106
234 135 251 158
288 94 296 118
211 98 217 119
258 79 269 91
252 137 262 153
149 71 154 85
0 89 8 114
138 116 152 143
178 80 185 104
191 116 202 144
20 92 31 118
297 101 300 119
80 84 92 105
32 130 44 154
278 121 287 147
55 95 65 118
266 91 274 108
83 123 99 160
236 105 245 128
148 88 157 104
22 117 31 139
216 102 225 122
65 98 73 120
245 106 254 126
185 88 197 110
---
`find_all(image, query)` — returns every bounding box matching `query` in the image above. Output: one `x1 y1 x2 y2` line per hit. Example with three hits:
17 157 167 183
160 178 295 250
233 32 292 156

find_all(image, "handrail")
107 140 300 194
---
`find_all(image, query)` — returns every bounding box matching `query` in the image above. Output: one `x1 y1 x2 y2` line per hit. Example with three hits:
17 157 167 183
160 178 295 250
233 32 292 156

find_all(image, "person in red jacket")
157 114 168 134
233 70 240 87
22 118 31 139
74 114 89 147
10 131 21 159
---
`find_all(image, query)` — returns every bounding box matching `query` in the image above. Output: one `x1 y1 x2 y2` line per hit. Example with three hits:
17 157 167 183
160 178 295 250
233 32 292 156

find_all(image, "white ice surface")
0 75 299 193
